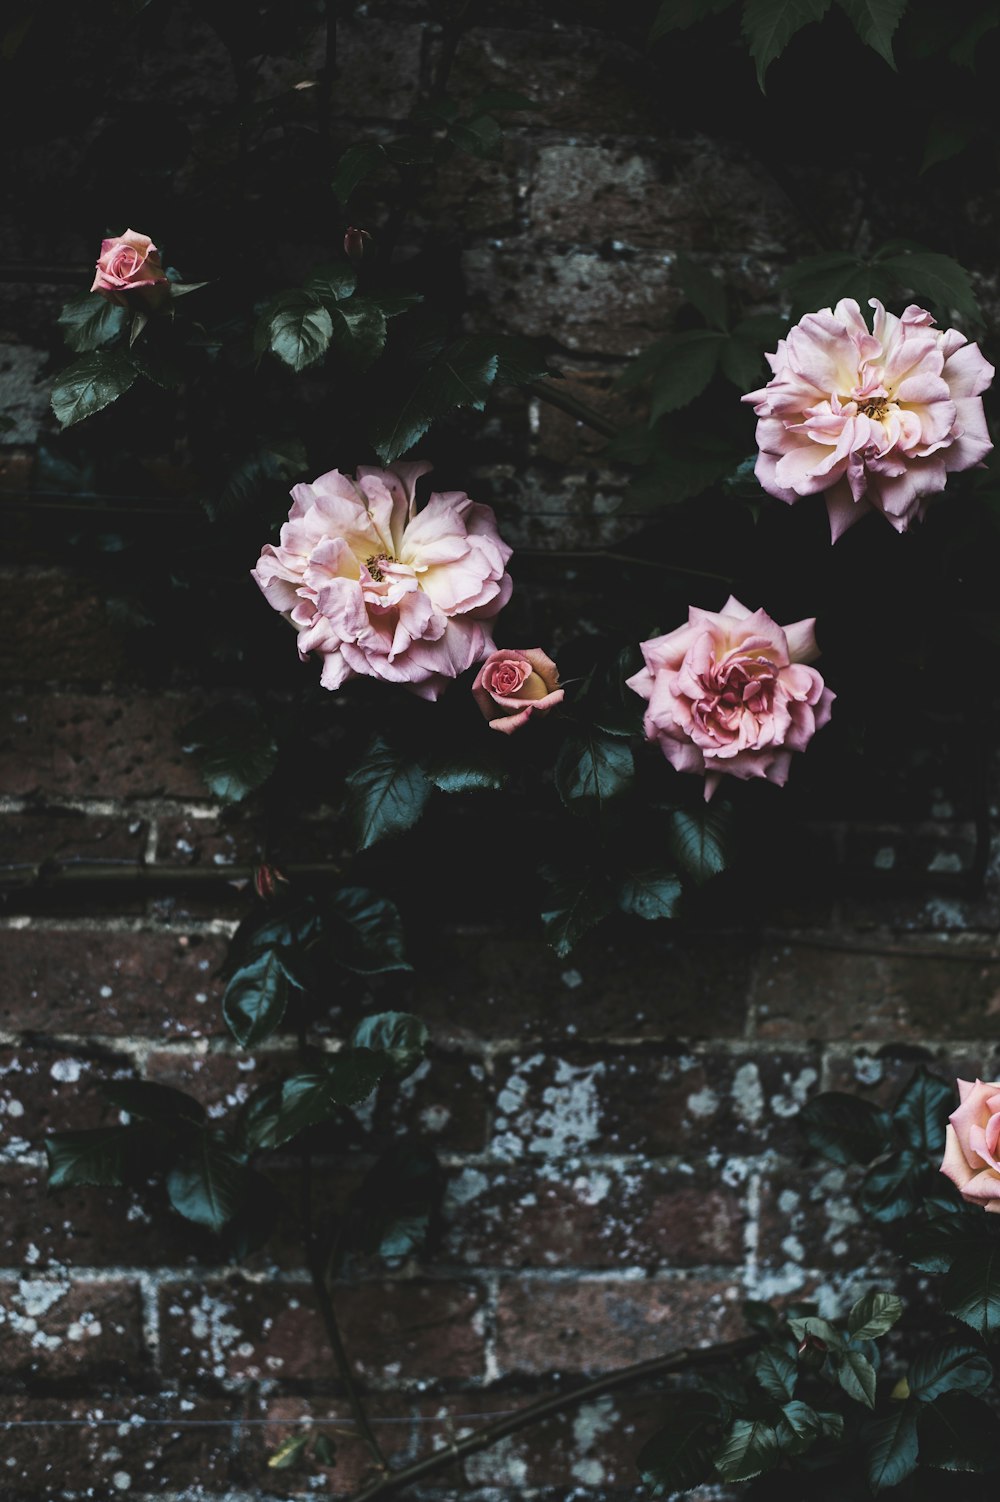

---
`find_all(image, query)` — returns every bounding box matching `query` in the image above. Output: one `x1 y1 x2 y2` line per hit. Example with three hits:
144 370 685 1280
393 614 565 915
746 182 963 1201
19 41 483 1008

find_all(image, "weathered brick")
823 1045 998 1106
153 811 262 871
0 1279 145 1381
494 1277 743 1376
531 368 635 465
159 1277 486 1386
0 570 126 684
0 808 148 877
2 928 227 1038
248 1394 414 1497
755 1164 884 1276
0 1043 133 1151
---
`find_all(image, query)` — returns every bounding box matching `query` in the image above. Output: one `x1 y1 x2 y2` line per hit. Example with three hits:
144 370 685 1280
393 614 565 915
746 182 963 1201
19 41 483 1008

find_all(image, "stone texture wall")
2 2 999 1499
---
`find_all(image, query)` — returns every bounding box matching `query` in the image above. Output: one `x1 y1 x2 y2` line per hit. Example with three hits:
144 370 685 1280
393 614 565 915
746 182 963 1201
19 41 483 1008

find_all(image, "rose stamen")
858 397 891 420
365 552 395 582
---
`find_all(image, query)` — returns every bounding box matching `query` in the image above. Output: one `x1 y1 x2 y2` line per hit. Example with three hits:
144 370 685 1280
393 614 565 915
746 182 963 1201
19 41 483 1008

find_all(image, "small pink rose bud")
797 1334 827 1369
472 648 564 735
344 227 373 264
253 863 289 903
91 229 170 308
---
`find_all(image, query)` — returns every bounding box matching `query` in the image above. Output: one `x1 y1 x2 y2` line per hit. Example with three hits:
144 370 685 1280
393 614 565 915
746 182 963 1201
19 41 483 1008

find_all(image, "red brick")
531 368 636 465
756 1164 884 1275
0 693 211 799
445 1164 744 1268
495 1278 743 1376
0 809 148 870
823 1045 997 1109
0 570 126 684
249 1394 414 1497
0 1279 145 1381
159 1277 486 1386
2 928 227 1037
0 1044 134 1147
153 811 262 870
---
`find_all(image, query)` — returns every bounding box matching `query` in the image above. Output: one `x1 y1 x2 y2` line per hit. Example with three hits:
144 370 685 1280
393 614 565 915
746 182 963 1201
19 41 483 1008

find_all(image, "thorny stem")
348 1335 762 1502
526 381 620 440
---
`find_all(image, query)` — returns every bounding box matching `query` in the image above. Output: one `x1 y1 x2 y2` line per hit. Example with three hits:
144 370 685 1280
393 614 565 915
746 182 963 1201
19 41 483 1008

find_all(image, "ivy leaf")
58 294 127 352
918 1392 1000 1471
836 0 907 66
264 1051 390 1149
877 250 981 323
327 887 412 974
907 1341 993 1403
847 1290 903 1341
333 141 387 204
555 731 634 809
45 1126 152 1189
667 804 733 885
449 113 504 159
754 1344 797 1402
51 351 137 428
636 1393 720 1495
346 737 432 849
303 263 357 305
181 703 278 804
617 867 682 921
742 0 832 88
836 1347 878 1408
539 866 616 958
673 254 729 331
779 251 872 315
649 330 727 419
329 298 388 369
720 314 787 390
800 1091 895 1166
942 1243 1000 1338
259 291 333 371
892 1066 953 1155
102 1080 206 1127
351 1012 429 1077
861 1404 919 1495
166 1136 251 1232
223 948 289 1048
713 1417 780 1483
368 337 499 463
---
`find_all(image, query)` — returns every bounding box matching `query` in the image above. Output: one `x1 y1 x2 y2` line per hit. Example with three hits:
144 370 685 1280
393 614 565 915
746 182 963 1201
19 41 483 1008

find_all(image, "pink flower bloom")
626 596 834 800
472 648 564 734
743 299 993 541
941 1078 1000 1213
252 462 513 700
91 229 169 307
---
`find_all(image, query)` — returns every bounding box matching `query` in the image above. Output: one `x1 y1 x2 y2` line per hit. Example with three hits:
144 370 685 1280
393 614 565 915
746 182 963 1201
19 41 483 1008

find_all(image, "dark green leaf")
860 1148 924 1221
879 250 981 323
919 1392 1000 1471
649 330 727 419
181 703 278 804
368 337 499 463
742 0 832 88
328 297 387 369
949 9 998 68
450 113 503 159
775 1400 822 1455
259 292 332 372
555 731 634 809
128 344 183 390
58 294 127 352
779 251 872 315
837 1347 878 1408
743 1299 780 1334
617 867 682 921
423 747 507 793
266 1050 390 1148
908 1341 993 1403
861 1403 919 1494
223 947 290 1047
347 1139 445 1261
943 1243 1000 1338
45 1126 151 1189
788 1314 844 1349
303 263 357 306
346 737 432 849
836 0 906 64
650 0 735 40
636 1393 719 1495
920 113 980 174
848 1290 903 1341
165 280 208 299
51 352 137 428
333 141 387 203
211 437 307 519
714 1417 780 1483
313 1434 337 1465
720 315 787 390
667 804 733 885
754 1344 797 1402
905 1219 984 1275
674 254 729 331
540 866 616 958
892 1067 955 1155
800 1091 895 1166
102 1080 206 1126
368 289 424 319
166 1137 250 1232
351 1012 428 1077
327 887 412 974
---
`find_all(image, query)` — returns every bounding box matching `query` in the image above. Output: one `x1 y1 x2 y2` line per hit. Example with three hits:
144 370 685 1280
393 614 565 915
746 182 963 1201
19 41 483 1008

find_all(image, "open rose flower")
940 1078 1000 1213
91 229 169 306
252 462 512 700
473 648 564 734
743 299 993 541
626 596 834 799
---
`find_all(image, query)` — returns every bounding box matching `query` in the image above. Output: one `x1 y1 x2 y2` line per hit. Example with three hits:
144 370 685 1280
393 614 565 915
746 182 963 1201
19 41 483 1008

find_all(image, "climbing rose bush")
627 596 834 799
941 1077 1000 1213
252 462 512 699
743 299 994 541
472 648 564 733
91 229 169 305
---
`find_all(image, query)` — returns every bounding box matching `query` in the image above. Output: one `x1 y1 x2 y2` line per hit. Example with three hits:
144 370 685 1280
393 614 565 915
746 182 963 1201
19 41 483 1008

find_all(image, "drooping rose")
626 596 834 800
91 229 169 306
940 1078 1000 1213
252 462 512 700
743 299 993 541
472 648 564 734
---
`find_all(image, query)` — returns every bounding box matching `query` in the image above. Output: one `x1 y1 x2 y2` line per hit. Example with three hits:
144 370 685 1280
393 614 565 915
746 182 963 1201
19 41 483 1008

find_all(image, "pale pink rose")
626 596 834 800
940 1078 1000 1213
91 229 169 307
743 299 994 541
472 648 564 734
252 462 512 700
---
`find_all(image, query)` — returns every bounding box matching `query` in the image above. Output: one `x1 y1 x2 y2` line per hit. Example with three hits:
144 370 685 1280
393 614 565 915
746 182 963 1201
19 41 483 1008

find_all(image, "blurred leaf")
259 291 333 371
720 314 786 390
905 1218 985 1274
347 1139 445 1261
617 867 682 921
368 336 499 462
836 0 907 66
667 803 733 884
211 437 307 519
742 0 832 89
333 141 387 203
102 1080 206 1127
743 1299 780 1334
45 1126 152 1189
949 8 999 68
450 113 503 159
268 1433 309 1470
779 251 882 315
878 249 981 322
223 947 289 1047
166 1136 250 1232
714 1417 779 1482
346 737 432 849
649 330 727 419
350 1012 428 1077
304 263 357 306
800 1091 895 1166
58 294 127 353
908 1341 993 1403
674 254 729 331
943 1243 1000 1338
636 1393 720 1495
329 297 387 369
893 1066 953 1154
313 1434 337 1465
861 1404 919 1494
181 703 278 804
51 352 137 428
650 0 735 40
860 1148 924 1221
540 865 616 957
920 113 980 174
918 1392 1000 1471
265 1051 389 1148
327 887 412 974
384 136 439 166
848 1290 903 1340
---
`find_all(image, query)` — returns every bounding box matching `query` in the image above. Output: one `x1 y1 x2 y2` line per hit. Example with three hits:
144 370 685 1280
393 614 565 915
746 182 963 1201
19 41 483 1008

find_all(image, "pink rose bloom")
472 648 564 734
252 462 512 700
743 299 993 541
626 596 834 800
91 229 169 306
941 1078 1000 1213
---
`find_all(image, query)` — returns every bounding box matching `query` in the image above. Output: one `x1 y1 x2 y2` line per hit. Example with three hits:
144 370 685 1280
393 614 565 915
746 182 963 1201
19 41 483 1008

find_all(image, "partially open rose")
91 229 169 306
472 648 564 734
940 1078 1000 1212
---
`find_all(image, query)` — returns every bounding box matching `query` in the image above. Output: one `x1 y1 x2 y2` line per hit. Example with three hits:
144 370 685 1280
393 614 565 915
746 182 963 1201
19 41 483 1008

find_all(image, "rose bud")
472 648 564 735
91 229 170 308
252 862 289 903
797 1333 827 1370
344 227 373 263
940 1077 1000 1212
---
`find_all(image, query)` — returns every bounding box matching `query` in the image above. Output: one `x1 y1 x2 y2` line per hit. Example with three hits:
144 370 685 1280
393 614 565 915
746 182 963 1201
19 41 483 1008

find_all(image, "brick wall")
2 2 1000 1499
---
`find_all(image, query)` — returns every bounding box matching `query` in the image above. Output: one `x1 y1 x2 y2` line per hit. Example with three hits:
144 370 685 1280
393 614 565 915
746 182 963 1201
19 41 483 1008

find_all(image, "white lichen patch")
732 1061 764 1127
